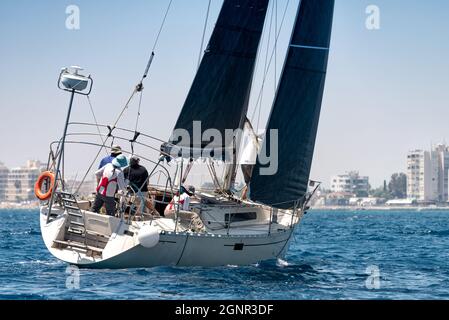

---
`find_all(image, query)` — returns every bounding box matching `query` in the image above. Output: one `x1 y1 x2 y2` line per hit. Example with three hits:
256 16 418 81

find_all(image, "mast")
249 0 335 209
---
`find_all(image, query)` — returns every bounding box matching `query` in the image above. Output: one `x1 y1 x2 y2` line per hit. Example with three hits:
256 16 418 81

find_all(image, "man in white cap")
98 145 122 170
92 154 128 216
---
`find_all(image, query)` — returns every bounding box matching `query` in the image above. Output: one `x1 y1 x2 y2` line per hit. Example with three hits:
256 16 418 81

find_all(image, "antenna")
47 67 94 223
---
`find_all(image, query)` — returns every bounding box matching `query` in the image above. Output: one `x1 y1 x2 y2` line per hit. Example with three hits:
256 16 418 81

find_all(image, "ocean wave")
17 260 62 266
428 230 449 237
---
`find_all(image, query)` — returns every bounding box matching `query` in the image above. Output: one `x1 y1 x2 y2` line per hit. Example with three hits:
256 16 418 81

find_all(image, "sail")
249 0 335 209
238 119 262 184
169 0 269 158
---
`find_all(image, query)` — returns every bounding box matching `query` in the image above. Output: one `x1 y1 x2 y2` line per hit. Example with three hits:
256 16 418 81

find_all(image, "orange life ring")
34 171 56 201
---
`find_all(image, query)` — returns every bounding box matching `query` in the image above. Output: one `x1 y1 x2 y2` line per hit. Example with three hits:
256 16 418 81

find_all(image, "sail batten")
290 44 329 50
170 0 269 154
249 0 335 209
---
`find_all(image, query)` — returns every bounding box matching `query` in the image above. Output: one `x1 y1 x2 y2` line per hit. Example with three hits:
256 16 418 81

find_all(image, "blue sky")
0 0 448 187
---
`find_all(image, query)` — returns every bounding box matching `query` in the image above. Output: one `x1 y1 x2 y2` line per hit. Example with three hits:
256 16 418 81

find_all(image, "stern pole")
47 89 75 223
47 67 93 223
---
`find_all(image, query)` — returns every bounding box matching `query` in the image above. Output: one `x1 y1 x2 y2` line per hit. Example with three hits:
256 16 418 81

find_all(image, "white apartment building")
6 160 43 202
330 171 370 196
435 144 449 201
0 162 9 201
407 149 441 203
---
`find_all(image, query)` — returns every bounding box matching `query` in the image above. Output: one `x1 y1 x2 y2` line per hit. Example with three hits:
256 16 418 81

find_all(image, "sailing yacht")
38 0 335 268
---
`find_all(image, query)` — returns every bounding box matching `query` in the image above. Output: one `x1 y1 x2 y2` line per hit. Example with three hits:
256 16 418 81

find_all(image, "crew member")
92 154 128 216
98 145 122 170
124 156 151 217
164 185 195 219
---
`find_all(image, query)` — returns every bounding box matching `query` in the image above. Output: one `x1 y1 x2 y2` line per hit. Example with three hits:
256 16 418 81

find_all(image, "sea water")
0 209 448 300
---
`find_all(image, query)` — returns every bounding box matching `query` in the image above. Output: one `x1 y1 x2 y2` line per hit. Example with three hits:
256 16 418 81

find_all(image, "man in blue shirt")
99 145 122 169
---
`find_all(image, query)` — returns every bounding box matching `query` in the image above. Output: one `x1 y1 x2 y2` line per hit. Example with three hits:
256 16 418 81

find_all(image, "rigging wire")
197 0 212 70
142 0 174 81
256 0 275 130
76 1 175 193
86 96 108 156
250 0 291 130
134 90 144 135
209 162 223 192
77 92 138 193
248 8 267 118
153 0 174 54
274 0 278 92
136 0 174 139
112 88 139 130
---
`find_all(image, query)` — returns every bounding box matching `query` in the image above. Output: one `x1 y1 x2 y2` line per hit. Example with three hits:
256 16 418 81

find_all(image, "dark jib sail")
169 0 269 158
249 0 335 208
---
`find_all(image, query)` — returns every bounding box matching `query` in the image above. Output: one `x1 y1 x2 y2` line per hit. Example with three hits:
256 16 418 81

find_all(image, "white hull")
88 230 293 268
40 202 299 269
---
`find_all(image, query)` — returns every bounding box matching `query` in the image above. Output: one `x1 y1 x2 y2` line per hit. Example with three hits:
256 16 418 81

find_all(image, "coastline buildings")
406 150 437 202
5 160 44 202
314 171 373 207
0 160 99 204
435 144 449 202
330 171 370 196
0 162 9 201
407 144 449 203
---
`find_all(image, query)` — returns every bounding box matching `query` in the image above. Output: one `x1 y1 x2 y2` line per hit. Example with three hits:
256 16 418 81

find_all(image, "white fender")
137 224 160 248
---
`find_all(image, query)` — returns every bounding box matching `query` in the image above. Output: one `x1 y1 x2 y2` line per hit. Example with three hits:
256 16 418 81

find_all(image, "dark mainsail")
170 0 269 153
249 0 335 209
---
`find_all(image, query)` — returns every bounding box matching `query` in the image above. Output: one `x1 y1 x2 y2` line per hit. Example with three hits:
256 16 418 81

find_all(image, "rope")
197 0 212 70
